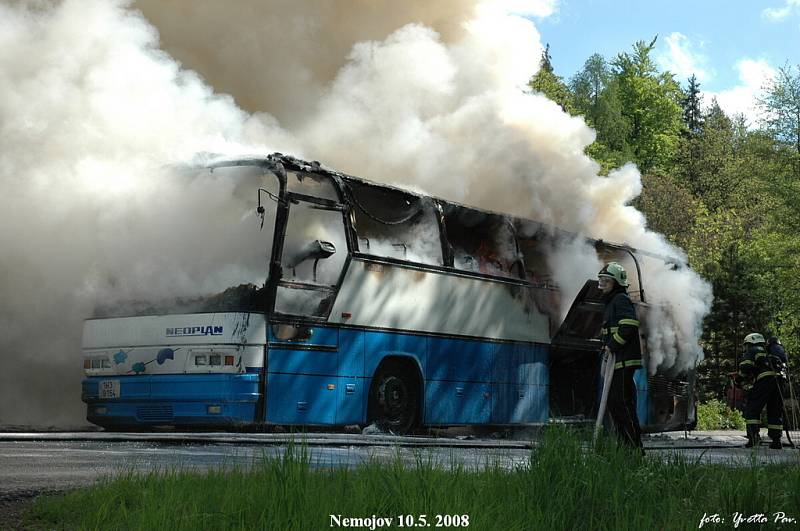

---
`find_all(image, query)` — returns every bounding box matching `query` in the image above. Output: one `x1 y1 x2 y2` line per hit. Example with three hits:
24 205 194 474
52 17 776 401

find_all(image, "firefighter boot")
745 425 761 448
768 426 783 449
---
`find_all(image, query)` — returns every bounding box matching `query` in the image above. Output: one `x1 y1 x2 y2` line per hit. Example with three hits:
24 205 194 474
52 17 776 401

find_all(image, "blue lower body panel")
82 374 260 428
425 381 492 424
492 384 548 424
265 373 366 425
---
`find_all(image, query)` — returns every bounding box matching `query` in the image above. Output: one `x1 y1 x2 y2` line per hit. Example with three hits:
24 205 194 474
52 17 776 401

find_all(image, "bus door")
267 170 350 425
549 280 605 421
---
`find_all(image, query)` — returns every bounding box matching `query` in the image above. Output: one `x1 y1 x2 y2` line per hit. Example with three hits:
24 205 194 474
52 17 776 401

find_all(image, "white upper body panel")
82 312 267 376
83 312 267 349
328 259 551 343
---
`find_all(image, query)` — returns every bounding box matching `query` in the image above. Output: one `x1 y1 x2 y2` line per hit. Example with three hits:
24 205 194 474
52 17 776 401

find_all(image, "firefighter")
598 262 644 452
738 333 784 449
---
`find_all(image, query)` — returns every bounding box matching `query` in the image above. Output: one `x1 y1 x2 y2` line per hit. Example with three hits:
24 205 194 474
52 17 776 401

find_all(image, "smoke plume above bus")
0 0 710 425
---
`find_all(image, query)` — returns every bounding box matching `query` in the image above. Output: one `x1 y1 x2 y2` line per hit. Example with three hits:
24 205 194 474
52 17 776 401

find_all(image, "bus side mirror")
287 240 336 283
286 240 337 269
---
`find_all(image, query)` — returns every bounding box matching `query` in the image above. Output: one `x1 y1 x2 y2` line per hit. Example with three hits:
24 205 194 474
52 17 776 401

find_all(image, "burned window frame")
513 220 560 289
440 203 525 281
346 180 445 267
270 167 351 321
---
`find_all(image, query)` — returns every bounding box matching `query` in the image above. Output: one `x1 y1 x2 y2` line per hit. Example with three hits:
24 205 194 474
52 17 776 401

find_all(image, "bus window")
515 223 556 287
443 205 520 279
194 164 279 290
287 171 340 202
274 201 347 317
274 285 337 317
348 181 443 266
281 203 346 284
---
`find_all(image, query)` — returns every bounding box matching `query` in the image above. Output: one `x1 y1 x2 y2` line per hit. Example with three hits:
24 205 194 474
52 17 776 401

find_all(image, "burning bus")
81 153 695 433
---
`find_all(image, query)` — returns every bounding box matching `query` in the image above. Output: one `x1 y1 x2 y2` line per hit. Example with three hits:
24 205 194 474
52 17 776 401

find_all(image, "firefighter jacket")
739 344 784 383
600 288 643 370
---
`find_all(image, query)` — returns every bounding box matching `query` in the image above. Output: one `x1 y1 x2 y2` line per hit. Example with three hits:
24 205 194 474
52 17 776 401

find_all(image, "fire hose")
594 347 616 444
768 357 798 449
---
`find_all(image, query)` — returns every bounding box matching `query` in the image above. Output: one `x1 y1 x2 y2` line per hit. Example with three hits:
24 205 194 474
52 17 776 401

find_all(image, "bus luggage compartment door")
491 344 548 424
267 324 340 424
425 338 492 425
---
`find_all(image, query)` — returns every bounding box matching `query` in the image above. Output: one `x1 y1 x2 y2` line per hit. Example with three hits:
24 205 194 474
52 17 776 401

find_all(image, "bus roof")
205 153 684 268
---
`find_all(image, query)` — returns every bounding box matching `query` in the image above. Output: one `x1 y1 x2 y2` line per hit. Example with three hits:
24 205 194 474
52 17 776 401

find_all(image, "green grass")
24 428 800 530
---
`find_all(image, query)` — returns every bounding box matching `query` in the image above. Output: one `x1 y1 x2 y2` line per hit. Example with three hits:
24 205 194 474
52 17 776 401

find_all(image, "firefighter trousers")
744 376 783 441
607 366 643 451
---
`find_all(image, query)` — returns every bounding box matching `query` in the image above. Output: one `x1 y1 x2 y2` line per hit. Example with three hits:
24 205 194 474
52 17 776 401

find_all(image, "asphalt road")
0 437 535 497
0 431 798 497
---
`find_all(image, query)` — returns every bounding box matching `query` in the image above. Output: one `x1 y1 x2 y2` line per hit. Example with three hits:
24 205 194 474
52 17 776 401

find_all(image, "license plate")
99 380 120 399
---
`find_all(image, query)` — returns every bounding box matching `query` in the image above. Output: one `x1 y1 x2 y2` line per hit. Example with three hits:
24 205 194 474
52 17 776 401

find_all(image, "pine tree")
682 74 704 135
528 43 575 114
540 43 554 73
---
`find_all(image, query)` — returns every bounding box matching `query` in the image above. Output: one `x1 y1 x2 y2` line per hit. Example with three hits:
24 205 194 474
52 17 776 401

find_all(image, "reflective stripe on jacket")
601 289 642 370
739 344 781 381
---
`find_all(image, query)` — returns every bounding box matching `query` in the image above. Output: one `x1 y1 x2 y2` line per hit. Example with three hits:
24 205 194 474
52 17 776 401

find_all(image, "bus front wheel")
368 361 420 435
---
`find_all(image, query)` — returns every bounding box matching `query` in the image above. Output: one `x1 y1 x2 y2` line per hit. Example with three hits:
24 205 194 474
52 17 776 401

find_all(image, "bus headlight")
207 405 222 414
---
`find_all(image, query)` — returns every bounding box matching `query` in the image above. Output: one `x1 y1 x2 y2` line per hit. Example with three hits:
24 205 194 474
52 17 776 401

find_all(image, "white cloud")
704 59 777 125
655 32 712 83
762 0 800 21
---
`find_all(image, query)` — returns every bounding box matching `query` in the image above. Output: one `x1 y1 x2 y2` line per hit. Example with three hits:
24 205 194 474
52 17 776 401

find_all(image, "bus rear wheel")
368 361 420 435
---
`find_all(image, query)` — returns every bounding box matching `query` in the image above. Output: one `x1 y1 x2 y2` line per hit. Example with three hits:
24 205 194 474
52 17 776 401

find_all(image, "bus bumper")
81 373 260 429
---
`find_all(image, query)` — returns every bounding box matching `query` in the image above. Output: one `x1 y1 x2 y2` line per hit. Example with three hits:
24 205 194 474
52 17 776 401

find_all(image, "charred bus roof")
206 152 685 275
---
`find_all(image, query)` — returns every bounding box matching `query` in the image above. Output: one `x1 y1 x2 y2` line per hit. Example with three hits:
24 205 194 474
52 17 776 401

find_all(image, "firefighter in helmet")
598 262 644 452
738 333 784 449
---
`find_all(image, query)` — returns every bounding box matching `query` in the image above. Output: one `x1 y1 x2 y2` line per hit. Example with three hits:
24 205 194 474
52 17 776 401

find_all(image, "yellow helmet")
598 262 628 287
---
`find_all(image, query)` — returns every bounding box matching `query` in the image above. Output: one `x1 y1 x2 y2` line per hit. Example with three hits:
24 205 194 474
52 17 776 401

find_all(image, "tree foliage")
527 39 800 402
759 64 800 155
528 44 575 114
611 38 684 172
759 64 800 178
682 74 704 134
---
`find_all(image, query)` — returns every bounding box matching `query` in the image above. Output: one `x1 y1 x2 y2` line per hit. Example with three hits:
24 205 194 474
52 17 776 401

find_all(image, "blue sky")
532 0 800 123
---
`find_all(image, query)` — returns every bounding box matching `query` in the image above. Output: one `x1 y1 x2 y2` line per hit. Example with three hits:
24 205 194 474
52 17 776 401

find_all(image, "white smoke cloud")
0 0 711 425
547 237 603 319
0 0 294 425
297 10 711 374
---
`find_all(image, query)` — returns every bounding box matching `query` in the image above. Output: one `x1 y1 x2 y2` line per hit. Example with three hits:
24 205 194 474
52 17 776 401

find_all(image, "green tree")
528 44 575 114
681 74 704 134
759 64 800 157
686 212 773 401
675 99 738 210
571 54 610 116
633 171 701 247
674 76 706 192
571 55 632 171
563 44 800 402
611 37 685 172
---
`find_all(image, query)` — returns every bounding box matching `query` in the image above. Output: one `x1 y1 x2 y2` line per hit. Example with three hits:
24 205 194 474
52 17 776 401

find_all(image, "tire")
368 361 420 435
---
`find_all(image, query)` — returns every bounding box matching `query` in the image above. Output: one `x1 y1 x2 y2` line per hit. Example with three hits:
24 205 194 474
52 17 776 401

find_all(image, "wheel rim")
377 374 414 429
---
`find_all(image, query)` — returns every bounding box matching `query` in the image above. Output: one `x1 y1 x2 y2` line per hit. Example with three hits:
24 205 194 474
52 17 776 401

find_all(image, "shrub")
696 399 746 430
